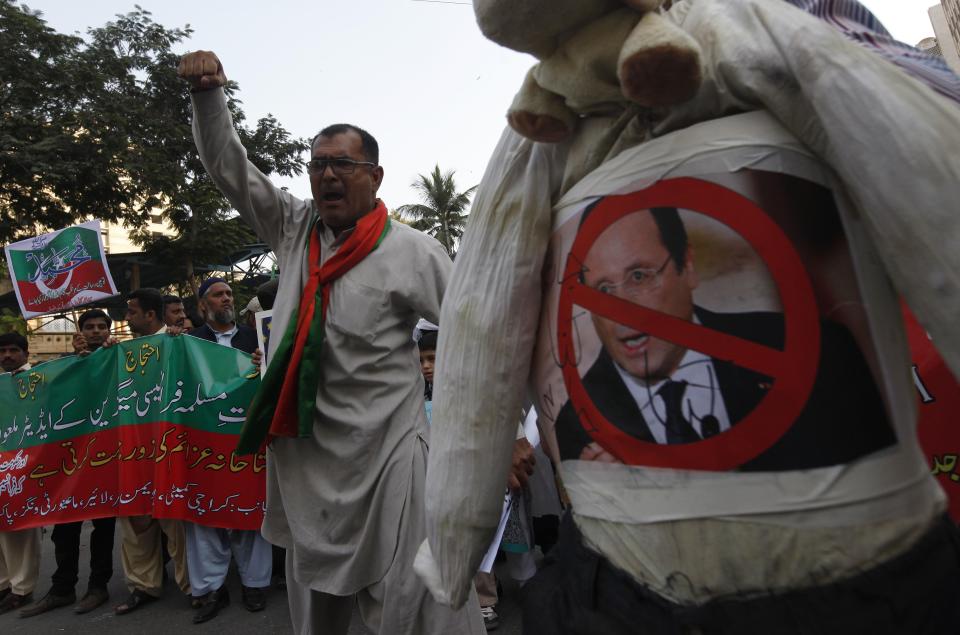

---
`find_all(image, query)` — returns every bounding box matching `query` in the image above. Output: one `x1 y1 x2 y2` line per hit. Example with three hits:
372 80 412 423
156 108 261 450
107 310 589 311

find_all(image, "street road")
0 523 523 634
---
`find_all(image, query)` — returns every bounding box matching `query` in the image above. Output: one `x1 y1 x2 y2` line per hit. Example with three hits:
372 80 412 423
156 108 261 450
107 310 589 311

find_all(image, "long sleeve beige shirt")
191 88 451 594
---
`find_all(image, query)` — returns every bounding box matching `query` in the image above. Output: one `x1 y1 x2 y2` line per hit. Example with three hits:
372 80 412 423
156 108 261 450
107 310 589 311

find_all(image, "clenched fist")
177 50 227 91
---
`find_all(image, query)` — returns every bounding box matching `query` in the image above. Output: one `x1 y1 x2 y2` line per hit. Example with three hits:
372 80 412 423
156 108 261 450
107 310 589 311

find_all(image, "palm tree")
396 165 477 258
388 210 409 226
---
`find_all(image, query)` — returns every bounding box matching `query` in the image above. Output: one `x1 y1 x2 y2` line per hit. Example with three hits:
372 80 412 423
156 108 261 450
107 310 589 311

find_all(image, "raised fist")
177 50 227 91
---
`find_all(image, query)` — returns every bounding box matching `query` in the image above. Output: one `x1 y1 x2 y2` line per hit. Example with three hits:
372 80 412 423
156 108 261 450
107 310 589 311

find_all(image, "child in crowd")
417 322 552 631
418 328 437 425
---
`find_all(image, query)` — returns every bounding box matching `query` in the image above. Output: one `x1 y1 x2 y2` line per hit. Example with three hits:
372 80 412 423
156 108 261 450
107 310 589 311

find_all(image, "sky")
29 0 937 211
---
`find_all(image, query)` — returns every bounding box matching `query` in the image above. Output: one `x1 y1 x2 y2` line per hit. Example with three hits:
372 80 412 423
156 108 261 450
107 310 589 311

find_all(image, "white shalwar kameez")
191 87 484 635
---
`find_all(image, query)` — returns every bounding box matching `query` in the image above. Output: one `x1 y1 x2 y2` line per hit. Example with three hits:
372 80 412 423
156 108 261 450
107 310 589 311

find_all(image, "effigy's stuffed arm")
660 0 960 376
507 7 703 143
413 128 569 608
508 67 578 144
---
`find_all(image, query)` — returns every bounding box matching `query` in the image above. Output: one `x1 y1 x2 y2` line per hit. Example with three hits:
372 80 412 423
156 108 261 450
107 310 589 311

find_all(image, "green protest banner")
0 335 265 530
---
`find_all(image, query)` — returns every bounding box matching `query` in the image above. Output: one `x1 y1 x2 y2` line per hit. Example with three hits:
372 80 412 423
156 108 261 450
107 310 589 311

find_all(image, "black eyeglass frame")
305 157 378 175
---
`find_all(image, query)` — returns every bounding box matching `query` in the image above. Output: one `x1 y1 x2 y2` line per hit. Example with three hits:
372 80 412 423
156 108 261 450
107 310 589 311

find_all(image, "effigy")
416 0 960 631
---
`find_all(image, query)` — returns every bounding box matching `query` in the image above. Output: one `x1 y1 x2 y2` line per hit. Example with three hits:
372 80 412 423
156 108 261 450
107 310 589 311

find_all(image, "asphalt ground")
0 523 523 634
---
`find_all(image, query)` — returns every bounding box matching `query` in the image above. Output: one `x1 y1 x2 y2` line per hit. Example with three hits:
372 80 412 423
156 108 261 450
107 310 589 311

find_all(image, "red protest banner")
0 336 265 530
907 305 960 522
5 424 265 530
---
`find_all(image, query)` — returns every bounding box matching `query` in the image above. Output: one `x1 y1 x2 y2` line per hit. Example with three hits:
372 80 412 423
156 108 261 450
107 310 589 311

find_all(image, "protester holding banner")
0 307 265 530
0 333 31 376
182 277 270 624
163 295 187 329
180 51 485 635
183 310 203 332
112 288 191 615
21 310 118 618
71 308 112 357
0 332 42 615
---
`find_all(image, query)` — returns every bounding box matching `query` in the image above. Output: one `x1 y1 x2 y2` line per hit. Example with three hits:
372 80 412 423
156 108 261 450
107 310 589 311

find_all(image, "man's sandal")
114 589 157 615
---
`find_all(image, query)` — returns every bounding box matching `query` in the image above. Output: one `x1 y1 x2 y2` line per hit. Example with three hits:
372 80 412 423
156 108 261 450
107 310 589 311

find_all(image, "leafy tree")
0 308 27 336
1 1 128 240
396 165 476 258
0 3 309 297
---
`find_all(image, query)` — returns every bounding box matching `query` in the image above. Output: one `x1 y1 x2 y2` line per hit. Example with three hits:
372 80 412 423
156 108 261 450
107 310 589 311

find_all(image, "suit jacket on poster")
554 307 896 471
189 323 258 355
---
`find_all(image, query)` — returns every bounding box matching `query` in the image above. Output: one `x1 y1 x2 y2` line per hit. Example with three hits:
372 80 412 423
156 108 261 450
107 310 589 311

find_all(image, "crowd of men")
0 49 543 634
0 280 277 625
5 4 955 629
0 265 548 633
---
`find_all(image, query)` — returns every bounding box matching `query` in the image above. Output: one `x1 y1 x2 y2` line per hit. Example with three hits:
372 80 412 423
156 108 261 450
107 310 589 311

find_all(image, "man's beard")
129 318 149 337
212 307 235 325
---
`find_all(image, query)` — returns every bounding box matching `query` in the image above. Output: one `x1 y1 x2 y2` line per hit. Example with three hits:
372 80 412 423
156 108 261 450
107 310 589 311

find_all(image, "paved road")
0 523 523 634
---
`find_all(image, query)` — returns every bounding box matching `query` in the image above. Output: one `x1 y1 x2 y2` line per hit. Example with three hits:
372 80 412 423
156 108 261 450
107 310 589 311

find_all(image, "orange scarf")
238 201 390 454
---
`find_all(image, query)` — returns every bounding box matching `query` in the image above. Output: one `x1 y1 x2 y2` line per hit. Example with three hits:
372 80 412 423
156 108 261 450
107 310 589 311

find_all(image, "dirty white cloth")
417 0 960 608
284 434 485 634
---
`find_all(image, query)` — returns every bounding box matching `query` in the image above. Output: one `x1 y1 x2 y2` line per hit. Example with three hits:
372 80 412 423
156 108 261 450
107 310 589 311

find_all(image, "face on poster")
535 170 898 472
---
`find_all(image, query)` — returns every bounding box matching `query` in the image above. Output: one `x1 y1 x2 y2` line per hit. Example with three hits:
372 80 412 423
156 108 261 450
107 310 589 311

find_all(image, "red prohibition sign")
557 177 821 470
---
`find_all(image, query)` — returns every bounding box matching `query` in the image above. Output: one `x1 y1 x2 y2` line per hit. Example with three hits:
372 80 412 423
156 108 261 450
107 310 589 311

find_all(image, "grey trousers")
285 439 485 635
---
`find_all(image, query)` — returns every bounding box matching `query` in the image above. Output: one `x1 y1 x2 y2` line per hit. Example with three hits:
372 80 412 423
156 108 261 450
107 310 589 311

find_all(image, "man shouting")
178 51 484 635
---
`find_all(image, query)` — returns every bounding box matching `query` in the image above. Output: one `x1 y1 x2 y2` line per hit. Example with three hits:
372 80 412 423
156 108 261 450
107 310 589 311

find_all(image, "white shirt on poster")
615 345 731 445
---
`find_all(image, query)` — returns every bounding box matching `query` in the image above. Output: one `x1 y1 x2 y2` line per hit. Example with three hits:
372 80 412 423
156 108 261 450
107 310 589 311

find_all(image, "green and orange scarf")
237 201 391 454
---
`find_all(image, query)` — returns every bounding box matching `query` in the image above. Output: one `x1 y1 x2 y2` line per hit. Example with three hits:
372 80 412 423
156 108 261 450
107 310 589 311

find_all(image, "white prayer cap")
413 318 438 342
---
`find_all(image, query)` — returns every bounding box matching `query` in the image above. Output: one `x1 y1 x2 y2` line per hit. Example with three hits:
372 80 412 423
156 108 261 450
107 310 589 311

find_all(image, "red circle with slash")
557 177 820 470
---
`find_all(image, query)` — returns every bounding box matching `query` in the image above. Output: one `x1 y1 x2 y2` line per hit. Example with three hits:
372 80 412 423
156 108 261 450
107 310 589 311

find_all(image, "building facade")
930 2 960 73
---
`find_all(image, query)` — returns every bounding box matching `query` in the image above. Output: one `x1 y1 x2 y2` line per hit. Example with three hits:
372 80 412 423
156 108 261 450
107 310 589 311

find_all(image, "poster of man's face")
536 170 898 472
581 208 698 385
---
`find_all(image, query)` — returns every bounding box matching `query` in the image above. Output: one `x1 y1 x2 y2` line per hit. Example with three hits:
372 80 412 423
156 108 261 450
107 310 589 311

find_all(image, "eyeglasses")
588 255 674 298
306 157 377 176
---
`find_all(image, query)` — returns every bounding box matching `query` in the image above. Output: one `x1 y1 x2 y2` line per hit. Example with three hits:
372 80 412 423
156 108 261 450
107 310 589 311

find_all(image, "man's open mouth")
322 192 344 202
620 333 649 352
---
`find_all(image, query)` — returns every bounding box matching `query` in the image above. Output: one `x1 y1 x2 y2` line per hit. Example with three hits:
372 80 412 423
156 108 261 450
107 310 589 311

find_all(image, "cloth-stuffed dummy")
475 0 703 142
415 0 960 631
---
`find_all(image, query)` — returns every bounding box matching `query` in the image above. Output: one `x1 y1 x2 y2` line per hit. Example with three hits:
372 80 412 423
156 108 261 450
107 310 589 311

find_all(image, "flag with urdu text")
4 221 118 318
